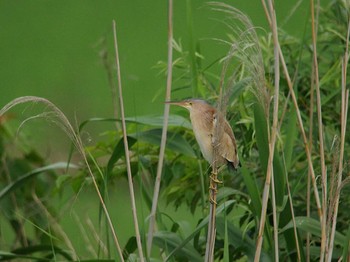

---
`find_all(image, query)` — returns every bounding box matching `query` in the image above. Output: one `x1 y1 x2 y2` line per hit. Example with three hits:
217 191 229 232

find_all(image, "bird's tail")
227 160 241 172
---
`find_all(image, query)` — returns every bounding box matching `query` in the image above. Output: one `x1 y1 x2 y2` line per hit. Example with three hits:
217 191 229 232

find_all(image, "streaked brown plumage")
166 99 240 170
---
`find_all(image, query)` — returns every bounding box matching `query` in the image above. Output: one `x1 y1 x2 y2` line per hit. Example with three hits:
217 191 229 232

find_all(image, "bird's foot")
208 184 218 204
210 173 223 184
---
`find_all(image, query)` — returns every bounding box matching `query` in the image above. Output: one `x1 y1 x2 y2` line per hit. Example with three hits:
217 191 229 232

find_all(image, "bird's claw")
209 195 217 205
208 186 217 204
210 174 223 184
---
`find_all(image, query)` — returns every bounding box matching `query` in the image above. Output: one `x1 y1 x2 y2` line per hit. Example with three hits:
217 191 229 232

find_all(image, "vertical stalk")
146 0 173 256
255 0 280 260
113 21 144 262
307 66 315 262
310 0 327 260
326 19 350 261
205 170 218 262
205 61 226 262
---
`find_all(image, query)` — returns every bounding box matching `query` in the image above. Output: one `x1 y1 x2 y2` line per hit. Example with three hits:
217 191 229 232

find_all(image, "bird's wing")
221 119 239 168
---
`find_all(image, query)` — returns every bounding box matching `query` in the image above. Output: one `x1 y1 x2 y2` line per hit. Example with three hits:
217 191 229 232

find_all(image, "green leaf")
216 216 271 262
254 103 269 172
107 136 137 175
281 216 346 246
253 103 285 208
164 200 236 261
153 231 202 262
78 115 192 132
223 216 229 262
240 164 261 217
122 236 137 260
0 162 78 201
130 128 196 157
216 187 249 203
229 77 252 103
342 225 350 261
125 115 192 129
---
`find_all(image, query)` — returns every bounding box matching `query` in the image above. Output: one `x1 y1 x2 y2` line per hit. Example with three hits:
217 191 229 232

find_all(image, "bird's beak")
165 100 188 108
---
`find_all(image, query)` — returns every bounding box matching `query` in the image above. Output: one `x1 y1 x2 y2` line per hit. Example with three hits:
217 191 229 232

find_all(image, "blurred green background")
0 0 309 118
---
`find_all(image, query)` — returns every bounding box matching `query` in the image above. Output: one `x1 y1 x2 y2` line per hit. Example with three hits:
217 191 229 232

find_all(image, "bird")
166 99 240 171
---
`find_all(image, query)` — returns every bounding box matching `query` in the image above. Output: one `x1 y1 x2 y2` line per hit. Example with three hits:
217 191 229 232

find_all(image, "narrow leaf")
130 128 196 157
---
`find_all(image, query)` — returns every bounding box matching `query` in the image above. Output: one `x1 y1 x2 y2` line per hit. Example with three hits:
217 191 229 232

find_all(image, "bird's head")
165 99 209 112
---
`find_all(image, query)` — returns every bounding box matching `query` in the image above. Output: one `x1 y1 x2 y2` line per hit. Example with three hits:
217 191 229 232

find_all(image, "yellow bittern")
166 99 240 170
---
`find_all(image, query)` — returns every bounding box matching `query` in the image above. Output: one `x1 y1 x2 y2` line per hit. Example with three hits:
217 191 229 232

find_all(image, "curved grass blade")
1 244 73 261
78 115 192 133
281 216 346 246
154 231 202 262
0 162 77 201
107 136 137 175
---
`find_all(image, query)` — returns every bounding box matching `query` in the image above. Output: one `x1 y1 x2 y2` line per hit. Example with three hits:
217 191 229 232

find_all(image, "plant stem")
147 0 174 256
205 172 218 262
112 21 144 262
326 18 350 261
310 0 327 260
255 0 280 260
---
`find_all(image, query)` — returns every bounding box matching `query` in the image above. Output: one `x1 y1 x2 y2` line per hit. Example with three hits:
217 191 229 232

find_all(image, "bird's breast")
190 114 214 163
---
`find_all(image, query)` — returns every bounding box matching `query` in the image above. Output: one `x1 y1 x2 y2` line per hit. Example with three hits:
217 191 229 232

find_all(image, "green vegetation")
1 0 349 261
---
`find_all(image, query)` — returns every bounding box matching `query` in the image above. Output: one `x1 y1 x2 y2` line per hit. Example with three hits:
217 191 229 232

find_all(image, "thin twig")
254 0 280 260
146 0 173 256
307 60 315 262
112 21 144 261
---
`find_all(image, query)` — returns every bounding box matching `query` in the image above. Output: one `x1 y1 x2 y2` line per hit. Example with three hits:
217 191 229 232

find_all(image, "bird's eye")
189 102 192 106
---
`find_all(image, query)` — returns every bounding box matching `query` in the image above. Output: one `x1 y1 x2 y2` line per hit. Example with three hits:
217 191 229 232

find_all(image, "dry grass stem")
112 20 144 261
310 1 327 260
254 0 280 260
326 18 350 261
146 0 174 256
